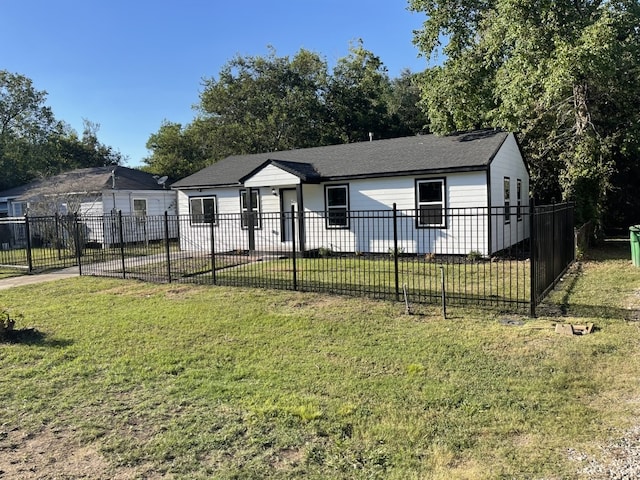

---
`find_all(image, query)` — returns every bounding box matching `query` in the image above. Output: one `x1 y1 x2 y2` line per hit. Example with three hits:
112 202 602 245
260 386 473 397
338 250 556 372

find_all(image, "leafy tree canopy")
143 42 429 180
409 0 640 230
0 70 125 192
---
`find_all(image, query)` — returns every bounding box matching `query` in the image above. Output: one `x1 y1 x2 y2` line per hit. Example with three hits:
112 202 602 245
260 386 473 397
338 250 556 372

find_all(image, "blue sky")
1 0 429 167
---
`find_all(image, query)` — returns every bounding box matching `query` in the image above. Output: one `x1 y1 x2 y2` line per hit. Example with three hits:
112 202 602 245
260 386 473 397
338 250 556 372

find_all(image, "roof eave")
321 165 489 182
172 183 243 191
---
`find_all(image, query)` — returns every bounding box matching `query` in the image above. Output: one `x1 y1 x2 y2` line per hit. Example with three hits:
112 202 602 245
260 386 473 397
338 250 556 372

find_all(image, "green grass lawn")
0 241 639 479
0 246 77 271
214 256 530 308
0 267 27 279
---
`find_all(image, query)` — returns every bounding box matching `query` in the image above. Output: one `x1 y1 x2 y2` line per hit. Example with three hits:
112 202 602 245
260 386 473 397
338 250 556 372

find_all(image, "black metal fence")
530 202 576 314
0 202 575 315
0 215 81 271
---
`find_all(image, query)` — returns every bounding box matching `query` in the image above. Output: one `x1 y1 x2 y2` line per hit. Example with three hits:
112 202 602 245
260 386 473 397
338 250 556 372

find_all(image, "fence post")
529 198 536 317
291 205 298 291
24 214 33 273
118 210 126 279
247 188 255 252
393 203 400 301
440 266 447 319
210 213 217 285
164 211 172 283
74 213 83 276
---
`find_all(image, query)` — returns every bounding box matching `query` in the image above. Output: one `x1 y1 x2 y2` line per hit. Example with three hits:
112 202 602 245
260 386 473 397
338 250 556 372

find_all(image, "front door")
281 189 298 243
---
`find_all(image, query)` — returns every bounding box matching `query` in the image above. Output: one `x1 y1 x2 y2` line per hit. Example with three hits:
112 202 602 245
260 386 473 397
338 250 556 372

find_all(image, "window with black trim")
416 179 445 228
516 179 523 221
504 177 511 224
189 196 217 225
325 184 349 228
133 198 147 217
240 189 261 229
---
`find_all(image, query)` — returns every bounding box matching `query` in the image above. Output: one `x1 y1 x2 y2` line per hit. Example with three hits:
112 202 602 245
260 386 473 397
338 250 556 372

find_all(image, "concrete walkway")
0 267 80 290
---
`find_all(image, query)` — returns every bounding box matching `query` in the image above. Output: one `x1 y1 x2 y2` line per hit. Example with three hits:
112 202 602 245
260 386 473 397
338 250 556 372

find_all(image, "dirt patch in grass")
270 446 306 471
97 282 158 298
96 282 207 300
265 292 393 317
0 426 162 479
163 284 207 299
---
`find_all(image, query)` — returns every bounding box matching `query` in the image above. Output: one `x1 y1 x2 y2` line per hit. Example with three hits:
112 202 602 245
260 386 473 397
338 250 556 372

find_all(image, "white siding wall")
99 190 178 246
79 199 105 244
244 165 301 187
175 158 531 257
79 200 104 216
488 133 530 253
102 190 177 216
301 174 490 255
179 187 285 253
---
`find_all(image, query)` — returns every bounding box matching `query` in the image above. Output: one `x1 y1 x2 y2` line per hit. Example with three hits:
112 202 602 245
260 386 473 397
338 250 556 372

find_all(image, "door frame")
280 188 298 243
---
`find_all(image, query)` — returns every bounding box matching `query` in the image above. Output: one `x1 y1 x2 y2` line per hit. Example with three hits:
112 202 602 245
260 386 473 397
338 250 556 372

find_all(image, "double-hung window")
133 198 147 217
133 198 148 225
325 184 349 228
240 189 261 229
189 196 217 225
416 179 445 228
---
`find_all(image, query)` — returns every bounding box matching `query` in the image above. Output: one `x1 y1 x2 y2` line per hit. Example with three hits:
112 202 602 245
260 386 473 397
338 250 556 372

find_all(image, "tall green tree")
409 0 640 230
325 40 394 143
142 120 211 180
0 71 125 191
199 47 329 155
386 69 430 137
144 44 432 179
0 70 60 190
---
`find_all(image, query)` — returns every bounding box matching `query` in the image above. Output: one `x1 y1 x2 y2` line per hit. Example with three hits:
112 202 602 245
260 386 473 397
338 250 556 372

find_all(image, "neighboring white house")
171 130 530 256
0 166 177 247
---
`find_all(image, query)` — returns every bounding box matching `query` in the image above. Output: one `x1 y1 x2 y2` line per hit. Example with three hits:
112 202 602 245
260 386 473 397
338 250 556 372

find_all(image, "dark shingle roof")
2 166 170 201
0 182 33 199
172 130 510 189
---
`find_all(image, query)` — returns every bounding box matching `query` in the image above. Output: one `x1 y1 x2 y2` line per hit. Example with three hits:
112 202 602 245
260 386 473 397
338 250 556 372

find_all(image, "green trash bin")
631 225 640 267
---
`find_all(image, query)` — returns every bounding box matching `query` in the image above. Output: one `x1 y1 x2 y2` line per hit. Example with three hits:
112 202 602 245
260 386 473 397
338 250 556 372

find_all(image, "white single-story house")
0 166 177 247
171 130 530 256
0 183 30 218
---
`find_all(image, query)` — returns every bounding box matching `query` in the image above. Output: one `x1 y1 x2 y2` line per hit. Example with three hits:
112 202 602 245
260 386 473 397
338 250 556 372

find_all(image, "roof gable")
172 130 512 189
239 160 321 184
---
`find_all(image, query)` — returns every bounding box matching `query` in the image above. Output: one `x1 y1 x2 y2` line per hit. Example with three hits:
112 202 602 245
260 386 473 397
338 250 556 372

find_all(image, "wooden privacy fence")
0 202 575 316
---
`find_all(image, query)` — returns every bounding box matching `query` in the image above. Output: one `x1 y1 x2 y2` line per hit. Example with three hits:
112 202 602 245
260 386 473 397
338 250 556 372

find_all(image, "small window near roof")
189 196 217 225
416 179 445 228
325 185 349 228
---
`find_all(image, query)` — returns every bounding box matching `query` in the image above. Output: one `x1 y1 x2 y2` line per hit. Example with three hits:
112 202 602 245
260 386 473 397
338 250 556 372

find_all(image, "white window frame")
416 178 446 228
12 202 26 217
189 196 217 225
240 189 261 230
133 198 147 217
325 184 350 229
